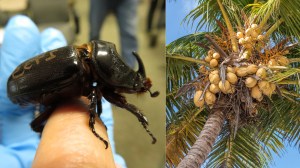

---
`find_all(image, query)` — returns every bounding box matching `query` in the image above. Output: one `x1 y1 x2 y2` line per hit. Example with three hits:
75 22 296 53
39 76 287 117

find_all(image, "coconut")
283 50 289 55
227 66 235 73
270 82 276 92
258 80 269 90
251 24 258 29
209 83 220 94
227 72 238 84
261 84 274 96
247 64 258 74
251 30 258 38
245 77 257 88
193 90 205 107
210 59 218 68
205 55 212 62
258 80 274 96
245 28 252 36
213 52 220 59
205 91 216 105
244 43 252 49
268 59 278 66
251 85 263 101
209 72 220 84
244 36 252 43
241 50 252 59
239 38 245 44
211 70 219 74
218 80 231 94
257 35 264 41
256 68 267 79
277 56 289 66
208 49 214 56
211 70 219 75
236 32 244 39
236 67 248 77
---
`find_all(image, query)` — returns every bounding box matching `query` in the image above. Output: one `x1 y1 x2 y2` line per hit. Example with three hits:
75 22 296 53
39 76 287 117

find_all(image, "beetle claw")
148 90 159 97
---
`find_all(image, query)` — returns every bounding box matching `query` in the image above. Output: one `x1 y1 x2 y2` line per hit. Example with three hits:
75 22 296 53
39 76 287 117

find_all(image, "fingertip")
33 104 116 167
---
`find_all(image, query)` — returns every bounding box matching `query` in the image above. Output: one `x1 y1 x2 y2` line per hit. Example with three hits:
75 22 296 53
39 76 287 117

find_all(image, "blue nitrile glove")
0 15 67 168
0 15 126 168
101 99 127 168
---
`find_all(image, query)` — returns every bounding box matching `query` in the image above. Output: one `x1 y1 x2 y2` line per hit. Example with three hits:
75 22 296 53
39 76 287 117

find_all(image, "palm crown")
166 0 300 167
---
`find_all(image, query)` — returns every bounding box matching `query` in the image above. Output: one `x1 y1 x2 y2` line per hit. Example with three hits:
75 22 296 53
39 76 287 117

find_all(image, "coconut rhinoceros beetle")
7 40 159 149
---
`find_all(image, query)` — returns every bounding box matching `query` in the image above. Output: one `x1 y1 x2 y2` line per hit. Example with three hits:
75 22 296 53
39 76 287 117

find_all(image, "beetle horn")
132 51 146 77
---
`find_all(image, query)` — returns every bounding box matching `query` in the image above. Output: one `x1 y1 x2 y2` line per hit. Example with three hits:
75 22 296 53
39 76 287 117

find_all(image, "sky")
166 0 299 167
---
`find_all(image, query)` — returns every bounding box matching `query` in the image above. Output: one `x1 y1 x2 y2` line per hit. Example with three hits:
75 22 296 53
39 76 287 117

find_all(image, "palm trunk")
177 109 225 168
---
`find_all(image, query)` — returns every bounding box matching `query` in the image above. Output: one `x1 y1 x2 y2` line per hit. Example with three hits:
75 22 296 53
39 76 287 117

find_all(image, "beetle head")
89 40 159 97
131 51 159 97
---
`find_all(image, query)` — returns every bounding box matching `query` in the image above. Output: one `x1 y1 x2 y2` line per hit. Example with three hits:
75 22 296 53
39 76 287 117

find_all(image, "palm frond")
166 102 207 166
205 126 269 168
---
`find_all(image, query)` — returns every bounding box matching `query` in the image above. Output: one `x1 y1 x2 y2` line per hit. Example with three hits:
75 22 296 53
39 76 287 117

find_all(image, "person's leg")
89 0 109 41
115 0 138 70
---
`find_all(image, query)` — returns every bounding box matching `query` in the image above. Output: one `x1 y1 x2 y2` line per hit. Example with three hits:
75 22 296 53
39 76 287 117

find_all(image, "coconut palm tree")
166 0 300 167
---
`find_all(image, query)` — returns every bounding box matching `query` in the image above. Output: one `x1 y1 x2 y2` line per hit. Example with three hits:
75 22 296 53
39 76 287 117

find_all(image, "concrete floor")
74 1 165 168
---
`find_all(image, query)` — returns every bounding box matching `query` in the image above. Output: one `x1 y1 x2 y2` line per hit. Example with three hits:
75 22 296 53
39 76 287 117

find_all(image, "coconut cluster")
236 23 290 65
193 23 291 112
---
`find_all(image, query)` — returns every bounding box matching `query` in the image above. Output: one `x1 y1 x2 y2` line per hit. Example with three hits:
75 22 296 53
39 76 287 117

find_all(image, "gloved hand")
0 15 67 168
0 15 126 168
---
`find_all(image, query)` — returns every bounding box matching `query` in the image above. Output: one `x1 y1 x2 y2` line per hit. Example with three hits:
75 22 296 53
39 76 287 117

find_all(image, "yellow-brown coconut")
209 71 220 84
205 55 212 63
209 84 220 94
239 38 246 44
258 80 274 96
205 91 216 105
236 67 248 77
244 43 252 49
247 64 258 74
210 59 218 68
277 56 289 66
256 68 267 79
236 32 244 39
213 52 220 59
251 24 258 29
245 77 257 88
226 72 238 84
193 90 205 107
241 50 252 59
226 66 235 73
268 59 278 66
218 80 231 94
208 50 214 56
257 35 264 41
251 86 263 101
251 30 258 38
258 80 269 90
244 36 252 43
245 28 252 36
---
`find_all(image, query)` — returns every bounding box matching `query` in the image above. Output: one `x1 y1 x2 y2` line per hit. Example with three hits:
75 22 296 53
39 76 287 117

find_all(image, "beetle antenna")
148 90 159 97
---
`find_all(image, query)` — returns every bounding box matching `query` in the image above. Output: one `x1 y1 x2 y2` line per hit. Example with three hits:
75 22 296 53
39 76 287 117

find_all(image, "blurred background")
0 0 165 167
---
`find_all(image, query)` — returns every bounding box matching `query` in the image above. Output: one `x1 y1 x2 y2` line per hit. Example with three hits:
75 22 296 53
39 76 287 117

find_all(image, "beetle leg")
102 90 157 144
95 88 103 118
88 89 109 149
30 106 54 133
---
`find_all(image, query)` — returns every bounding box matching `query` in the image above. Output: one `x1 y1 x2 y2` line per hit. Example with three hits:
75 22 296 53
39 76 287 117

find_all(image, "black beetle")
7 40 159 149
